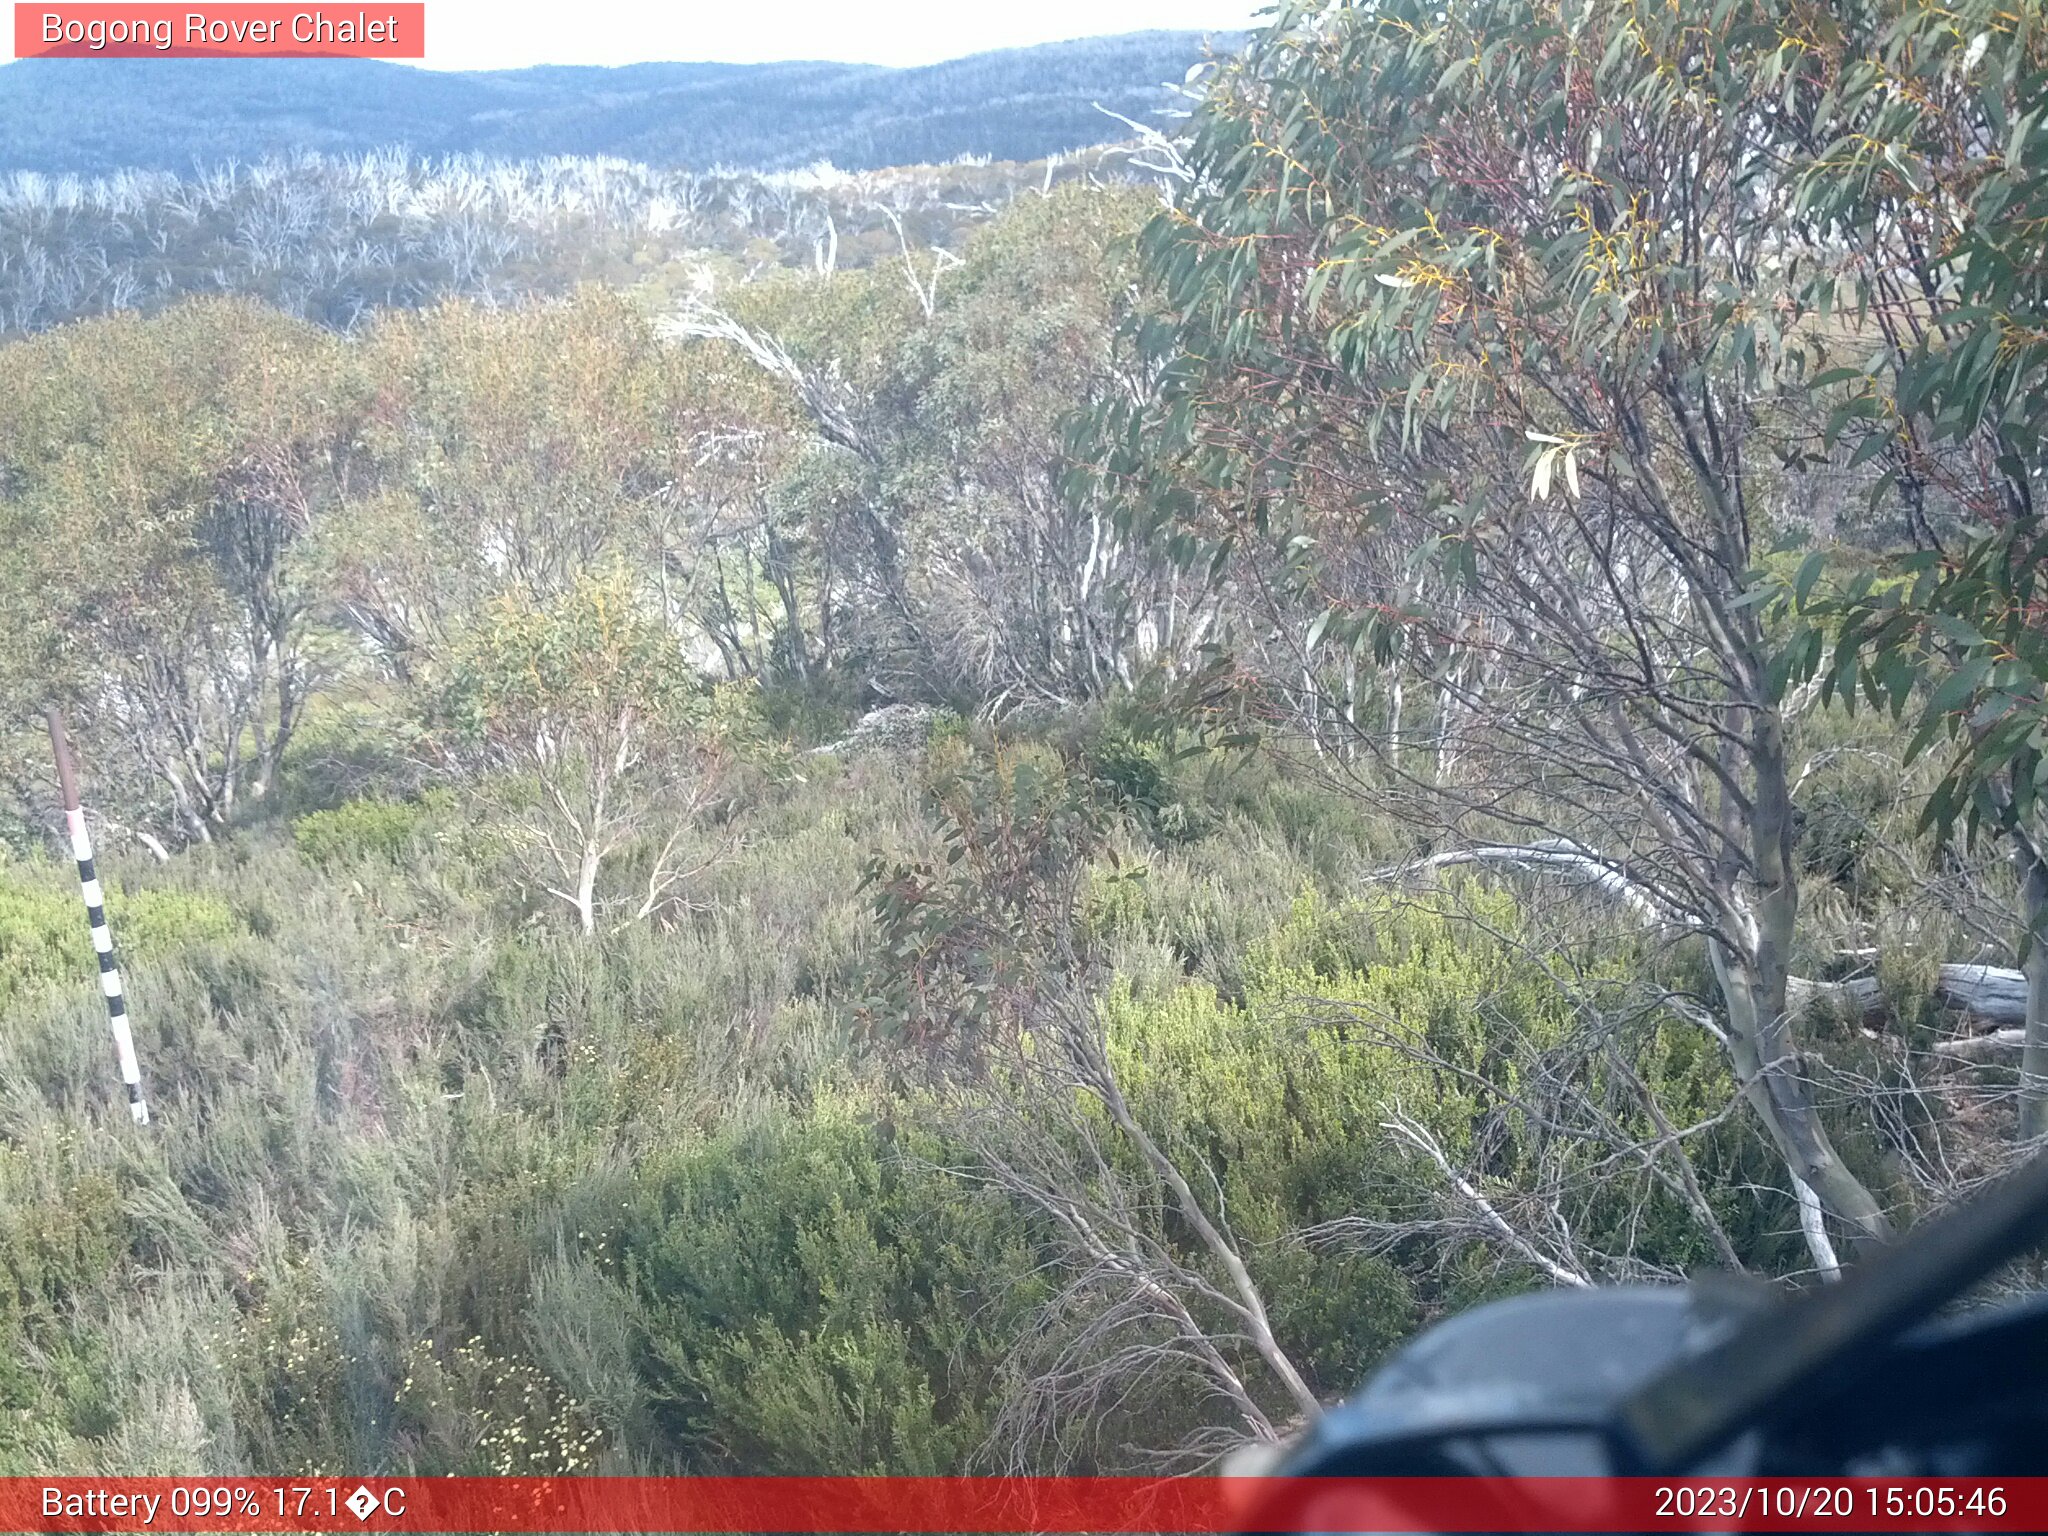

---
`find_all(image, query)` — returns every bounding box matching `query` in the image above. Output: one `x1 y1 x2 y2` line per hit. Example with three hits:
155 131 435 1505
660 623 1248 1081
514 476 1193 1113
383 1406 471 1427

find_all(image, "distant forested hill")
0 31 1234 175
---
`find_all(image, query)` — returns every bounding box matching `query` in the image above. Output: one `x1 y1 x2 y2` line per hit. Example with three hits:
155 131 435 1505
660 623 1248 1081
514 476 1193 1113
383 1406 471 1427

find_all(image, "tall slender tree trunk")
1710 941 1890 1254
2017 840 2048 1141
1725 705 1892 1254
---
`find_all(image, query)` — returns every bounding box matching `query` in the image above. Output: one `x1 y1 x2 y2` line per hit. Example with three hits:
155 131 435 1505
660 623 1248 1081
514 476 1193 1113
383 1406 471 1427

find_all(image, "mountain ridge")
0 31 1236 176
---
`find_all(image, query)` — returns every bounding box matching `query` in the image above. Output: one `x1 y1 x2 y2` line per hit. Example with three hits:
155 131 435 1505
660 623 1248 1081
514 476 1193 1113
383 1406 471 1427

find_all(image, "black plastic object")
1614 1149 2048 1471
1263 1151 2048 1488
1275 1287 1752 1477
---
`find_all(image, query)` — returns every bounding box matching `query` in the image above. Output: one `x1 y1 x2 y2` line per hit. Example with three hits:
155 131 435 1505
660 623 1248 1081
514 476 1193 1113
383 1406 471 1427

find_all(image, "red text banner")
14 5 425 58
4 1476 2045 1533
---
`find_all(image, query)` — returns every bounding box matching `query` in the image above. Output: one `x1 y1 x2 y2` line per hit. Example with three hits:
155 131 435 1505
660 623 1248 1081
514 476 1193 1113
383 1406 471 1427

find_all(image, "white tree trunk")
573 842 601 937
1710 941 1890 1261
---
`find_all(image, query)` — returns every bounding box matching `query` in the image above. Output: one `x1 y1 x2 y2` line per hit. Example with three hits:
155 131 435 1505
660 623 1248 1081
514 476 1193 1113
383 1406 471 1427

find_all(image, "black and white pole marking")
46 709 149 1125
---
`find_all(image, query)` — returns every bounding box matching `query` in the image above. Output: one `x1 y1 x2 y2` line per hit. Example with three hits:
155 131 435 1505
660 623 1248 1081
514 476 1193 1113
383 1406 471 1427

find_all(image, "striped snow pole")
46 709 149 1125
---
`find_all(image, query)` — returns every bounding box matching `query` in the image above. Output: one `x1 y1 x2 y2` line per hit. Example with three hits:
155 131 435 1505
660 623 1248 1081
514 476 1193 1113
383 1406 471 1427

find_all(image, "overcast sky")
406 0 1265 71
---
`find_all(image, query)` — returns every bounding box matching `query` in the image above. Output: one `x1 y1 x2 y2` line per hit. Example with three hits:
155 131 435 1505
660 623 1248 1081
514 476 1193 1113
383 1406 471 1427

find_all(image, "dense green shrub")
622 1094 1033 1474
291 797 432 869
269 698 432 817
1107 888 1798 1305
1084 729 1207 844
0 874 76 1011
0 1151 124 1425
0 862 238 1009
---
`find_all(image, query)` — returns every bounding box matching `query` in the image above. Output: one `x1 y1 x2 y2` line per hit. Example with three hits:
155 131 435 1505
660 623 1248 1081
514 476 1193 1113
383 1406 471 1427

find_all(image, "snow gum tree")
433 570 726 935
1080 0 1990 1264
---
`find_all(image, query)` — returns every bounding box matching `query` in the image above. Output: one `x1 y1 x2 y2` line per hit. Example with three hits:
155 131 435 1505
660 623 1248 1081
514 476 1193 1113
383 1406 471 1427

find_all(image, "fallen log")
1391 842 2028 1030
1789 965 2027 1031
1396 841 1674 927
1932 1028 2027 1062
